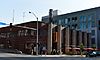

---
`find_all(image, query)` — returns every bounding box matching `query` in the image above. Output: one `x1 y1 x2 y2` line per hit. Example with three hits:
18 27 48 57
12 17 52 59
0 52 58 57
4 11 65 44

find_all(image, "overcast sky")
0 0 100 26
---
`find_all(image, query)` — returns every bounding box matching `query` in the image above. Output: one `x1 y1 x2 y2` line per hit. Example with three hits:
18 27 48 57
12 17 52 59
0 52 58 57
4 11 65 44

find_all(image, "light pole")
29 11 38 55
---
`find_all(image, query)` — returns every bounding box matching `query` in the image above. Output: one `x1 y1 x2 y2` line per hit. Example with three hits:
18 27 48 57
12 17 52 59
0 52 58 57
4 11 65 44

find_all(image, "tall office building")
42 7 100 49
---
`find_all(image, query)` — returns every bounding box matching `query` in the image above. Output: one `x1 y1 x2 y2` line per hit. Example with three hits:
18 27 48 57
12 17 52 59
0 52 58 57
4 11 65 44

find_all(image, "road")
0 53 99 60
0 48 99 60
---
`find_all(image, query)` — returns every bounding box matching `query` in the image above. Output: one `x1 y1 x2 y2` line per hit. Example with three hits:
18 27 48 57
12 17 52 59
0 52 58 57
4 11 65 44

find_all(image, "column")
84 32 87 48
57 25 62 54
88 33 91 48
72 30 76 48
47 23 53 54
79 31 82 44
65 28 70 53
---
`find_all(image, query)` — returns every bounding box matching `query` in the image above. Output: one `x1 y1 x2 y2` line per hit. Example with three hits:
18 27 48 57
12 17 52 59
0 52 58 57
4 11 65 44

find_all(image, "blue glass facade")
42 7 100 49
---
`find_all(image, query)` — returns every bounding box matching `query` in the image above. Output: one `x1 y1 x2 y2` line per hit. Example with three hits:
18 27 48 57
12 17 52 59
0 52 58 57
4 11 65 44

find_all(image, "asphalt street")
0 53 99 60
0 49 99 60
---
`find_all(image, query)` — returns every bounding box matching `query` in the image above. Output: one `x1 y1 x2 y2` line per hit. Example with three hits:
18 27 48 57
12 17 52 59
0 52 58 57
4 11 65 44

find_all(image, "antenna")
12 9 15 24
23 12 25 22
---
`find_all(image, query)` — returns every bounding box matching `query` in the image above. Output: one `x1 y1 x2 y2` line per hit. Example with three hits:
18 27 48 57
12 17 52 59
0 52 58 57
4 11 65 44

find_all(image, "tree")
80 43 84 56
92 44 96 50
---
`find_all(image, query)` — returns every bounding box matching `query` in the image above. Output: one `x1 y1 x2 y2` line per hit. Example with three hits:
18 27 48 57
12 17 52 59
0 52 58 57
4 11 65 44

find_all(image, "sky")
0 0 100 27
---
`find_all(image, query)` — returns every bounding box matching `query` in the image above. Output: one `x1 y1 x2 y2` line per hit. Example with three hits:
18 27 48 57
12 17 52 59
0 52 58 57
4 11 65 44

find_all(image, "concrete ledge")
32 55 86 57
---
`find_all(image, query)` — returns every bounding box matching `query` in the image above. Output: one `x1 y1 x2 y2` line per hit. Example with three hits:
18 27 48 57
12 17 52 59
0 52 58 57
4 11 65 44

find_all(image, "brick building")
0 21 91 54
0 21 48 54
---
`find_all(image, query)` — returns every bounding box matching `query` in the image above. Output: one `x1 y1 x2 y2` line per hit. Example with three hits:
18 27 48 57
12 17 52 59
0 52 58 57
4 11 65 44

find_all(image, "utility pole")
29 11 38 55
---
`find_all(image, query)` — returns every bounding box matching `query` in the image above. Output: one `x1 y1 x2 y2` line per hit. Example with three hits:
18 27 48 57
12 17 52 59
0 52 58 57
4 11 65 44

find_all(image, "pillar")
65 28 70 53
72 30 76 48
57 25 62 54
84 32 87 48
47 23 53 54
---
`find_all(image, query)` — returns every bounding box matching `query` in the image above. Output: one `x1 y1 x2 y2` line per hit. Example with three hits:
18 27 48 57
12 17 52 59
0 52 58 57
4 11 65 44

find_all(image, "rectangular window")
80 16 87 22
80 16 83 22
91 38 95 44
84 16 86 21
91 21 95 27
72 17 74 20
58 20 61 25
65 18 68 24
68 18 70 22
61 19 64 24
88 15 92 21
75 17 77 20
91 30 95 36
88 22 91 28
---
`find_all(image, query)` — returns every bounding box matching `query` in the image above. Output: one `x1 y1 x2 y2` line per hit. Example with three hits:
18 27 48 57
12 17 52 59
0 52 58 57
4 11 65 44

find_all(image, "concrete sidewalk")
35 55 86 57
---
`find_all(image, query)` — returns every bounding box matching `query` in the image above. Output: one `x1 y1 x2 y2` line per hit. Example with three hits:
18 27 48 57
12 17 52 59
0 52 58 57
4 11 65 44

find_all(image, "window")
72 17 74 20
75 17 77 20
18 30 21 36
58 20 61 25
7 33 10 38
80 16 86 22
65 18 68 24
31 30 35 36
61 19 64 24
80 23 84 30
87 22 91 32
54 20 57 24
91 38 95 44
68 18 70 22
88 22 91 28
80 16 83 22
84 16 86 21
91 21 95 27
88 15 92 21
25 30 28 36
21 30 24 36
91 30 95 36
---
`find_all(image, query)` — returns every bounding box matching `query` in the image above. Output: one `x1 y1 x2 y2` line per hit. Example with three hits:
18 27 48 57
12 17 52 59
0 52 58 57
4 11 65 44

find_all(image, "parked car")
86 50 100 57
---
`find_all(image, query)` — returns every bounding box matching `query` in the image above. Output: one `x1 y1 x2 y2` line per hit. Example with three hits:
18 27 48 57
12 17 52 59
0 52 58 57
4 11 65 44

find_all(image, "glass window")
80 16 86 22
7 33 10 38
31 30 35 36
75 17 77 20
79 23 86 31
87 22 91 28
68 18 70 22
25 30 28 36
80 16 83 22
21 30 24 36
58 20 61 25
91 21 95 27
54 20 57 24
18 30 21 36
87 22 91 32
88 15 92 21
61 19 64 24
80 23 83 30
91 30 95 36
72 17 74 20
65 18 68 24
83 23 86 30
91 38 95 44
84 16 86 21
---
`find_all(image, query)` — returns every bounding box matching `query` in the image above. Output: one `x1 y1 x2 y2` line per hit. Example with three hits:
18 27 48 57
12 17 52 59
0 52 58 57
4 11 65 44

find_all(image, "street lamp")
29 11 38 55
